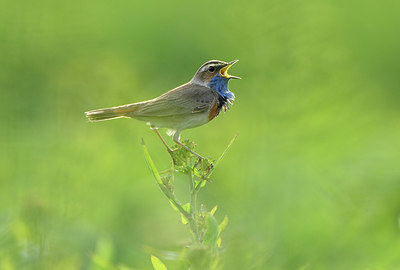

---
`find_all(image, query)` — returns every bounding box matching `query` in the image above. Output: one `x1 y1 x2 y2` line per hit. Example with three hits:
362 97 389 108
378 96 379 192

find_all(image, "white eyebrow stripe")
200 65 209 72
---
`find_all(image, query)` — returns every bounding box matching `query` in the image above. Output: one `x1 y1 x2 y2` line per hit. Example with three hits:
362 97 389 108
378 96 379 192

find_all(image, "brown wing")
130 83 216 117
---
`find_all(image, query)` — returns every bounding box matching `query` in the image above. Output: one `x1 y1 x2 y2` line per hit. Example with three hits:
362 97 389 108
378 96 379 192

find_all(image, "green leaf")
180 203 191 225
200 180 207 188
181 216 188 224
182 203 192 213
151 255 168 270
203 214 219 249
216 133 238 165
169 201 178 212
142 139 163 186
216 237 222 248
194 179 207 190
219 216 229 233
210 205 218 216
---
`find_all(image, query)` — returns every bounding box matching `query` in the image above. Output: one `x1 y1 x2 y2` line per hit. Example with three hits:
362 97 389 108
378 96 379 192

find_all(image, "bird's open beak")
219 59 241 79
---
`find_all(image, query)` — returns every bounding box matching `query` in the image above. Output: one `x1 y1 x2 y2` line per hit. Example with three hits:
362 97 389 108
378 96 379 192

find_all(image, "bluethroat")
85 60 240 159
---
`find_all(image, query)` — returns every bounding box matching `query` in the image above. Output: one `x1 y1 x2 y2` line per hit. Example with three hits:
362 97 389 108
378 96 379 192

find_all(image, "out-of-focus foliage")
1 0 400 269
142 138 234 269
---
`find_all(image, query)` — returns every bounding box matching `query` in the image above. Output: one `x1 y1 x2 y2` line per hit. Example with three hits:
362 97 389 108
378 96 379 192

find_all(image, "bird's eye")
208 66 215 73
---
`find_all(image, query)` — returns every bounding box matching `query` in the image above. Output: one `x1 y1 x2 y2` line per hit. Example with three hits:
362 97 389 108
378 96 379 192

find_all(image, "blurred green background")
1 0 400 269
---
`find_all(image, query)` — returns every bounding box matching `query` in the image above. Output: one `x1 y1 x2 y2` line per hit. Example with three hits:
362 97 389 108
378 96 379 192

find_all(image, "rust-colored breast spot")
208 98 219 121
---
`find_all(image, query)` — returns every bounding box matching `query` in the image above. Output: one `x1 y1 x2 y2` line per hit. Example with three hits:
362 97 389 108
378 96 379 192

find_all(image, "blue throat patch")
208 75 235 101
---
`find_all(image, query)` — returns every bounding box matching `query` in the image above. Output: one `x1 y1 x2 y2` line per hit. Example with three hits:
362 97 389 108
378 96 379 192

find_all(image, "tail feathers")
85 108 122 121
85 103 139 122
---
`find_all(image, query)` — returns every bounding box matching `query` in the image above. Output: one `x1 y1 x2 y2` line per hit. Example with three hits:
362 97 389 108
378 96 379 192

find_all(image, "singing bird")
85 59 240 158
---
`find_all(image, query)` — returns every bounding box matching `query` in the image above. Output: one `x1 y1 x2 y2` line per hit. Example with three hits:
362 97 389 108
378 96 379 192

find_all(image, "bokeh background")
1 0 400 269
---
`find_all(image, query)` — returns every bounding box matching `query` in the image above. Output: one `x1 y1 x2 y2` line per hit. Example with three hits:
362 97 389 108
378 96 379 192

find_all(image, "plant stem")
156 181 193 223
159 168 173 175
189 169 199 242
142 140 193 227
156 181 199 240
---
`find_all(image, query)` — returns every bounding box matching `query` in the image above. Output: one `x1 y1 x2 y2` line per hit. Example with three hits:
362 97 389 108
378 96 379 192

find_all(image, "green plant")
142 135 237 270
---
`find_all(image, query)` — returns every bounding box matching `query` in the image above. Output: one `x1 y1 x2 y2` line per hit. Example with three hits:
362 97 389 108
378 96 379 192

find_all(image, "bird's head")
192 60 241 85
191 60 240 100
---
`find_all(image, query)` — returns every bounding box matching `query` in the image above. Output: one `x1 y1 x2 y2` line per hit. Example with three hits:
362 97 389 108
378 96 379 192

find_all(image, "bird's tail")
85 103 140 122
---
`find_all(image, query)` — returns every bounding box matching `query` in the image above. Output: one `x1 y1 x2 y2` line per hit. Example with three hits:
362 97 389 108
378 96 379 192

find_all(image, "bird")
85 59 240 159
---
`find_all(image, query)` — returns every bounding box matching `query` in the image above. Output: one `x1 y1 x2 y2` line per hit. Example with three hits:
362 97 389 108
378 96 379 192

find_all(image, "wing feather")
131 83 216 117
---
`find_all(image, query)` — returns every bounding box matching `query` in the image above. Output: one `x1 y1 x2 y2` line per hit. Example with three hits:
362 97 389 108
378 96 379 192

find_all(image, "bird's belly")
177 112 210 130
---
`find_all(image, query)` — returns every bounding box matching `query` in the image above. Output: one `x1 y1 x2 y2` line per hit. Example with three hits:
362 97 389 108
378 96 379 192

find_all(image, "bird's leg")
153 128 173 154
173 133 205 160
